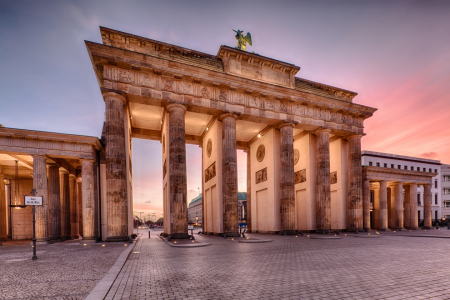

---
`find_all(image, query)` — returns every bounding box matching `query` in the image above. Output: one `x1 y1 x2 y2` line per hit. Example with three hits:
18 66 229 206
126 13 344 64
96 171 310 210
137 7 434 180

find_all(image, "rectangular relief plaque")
294 169 306 184
205 162 216 183
255 167 267 184
330 171 337 184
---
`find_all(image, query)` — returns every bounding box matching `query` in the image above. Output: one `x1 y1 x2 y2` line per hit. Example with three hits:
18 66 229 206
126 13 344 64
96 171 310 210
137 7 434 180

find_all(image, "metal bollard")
148 231 151 238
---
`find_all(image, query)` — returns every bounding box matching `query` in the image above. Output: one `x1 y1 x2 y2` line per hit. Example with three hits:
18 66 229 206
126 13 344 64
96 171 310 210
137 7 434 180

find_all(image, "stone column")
0 167 7 240
363 179 371 231
246 149 252 232
279 122 296 234
103 92 129 241
33 155 49 243
77 180 83 236
61 172 72 240
82 159 98 241
167 103 188 238
404 185 411 229
48 165 61 241
221 112 239 237
69 175 79 238
93 163 99 239
315 129 331 232
379 180 388 231
347 135 363 231
409 183 418 229
395 182 404 230
423 184 432 229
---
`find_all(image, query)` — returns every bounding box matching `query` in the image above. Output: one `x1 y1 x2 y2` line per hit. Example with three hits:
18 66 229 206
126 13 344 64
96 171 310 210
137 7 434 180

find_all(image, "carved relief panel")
205 162 216 183
256 144 265 162
294 169 306 184
256 167 267 184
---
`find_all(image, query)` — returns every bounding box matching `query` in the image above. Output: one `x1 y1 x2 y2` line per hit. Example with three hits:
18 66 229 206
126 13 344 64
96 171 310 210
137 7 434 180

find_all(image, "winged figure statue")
233 29 252 51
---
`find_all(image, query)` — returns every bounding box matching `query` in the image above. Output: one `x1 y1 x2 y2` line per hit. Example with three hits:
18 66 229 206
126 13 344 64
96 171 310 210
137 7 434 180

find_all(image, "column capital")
80 158 95 163
32 154 47 159
166 102 187 113
102 91 127 104
277 121 296 130
314 128 331 136
219 112 239 121
345 134 363 141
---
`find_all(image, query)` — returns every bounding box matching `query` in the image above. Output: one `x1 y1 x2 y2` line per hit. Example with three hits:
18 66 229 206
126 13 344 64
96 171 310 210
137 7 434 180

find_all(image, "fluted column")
48 165 61 241
221 112 239 237
409 183 418 229
246 149 252 232
279 122 296 234
423 184 432 229
404 185 411 229
363 179 371 231
69 175 79 238
167 103 188 238
77 180 83 236
33 155 49 243
315 129 331 232
0 167 7 240
61 172 71 240
347 135 363 231
82 159 98 241
379 180 388 230
395 182 404 230
103 92 129 241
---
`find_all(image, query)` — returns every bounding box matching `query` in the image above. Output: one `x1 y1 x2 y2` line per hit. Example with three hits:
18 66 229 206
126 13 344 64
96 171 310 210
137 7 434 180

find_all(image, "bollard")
148 231 151 238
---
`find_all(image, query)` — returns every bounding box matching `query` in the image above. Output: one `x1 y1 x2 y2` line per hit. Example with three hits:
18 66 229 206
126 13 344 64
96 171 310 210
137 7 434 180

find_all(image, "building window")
429 168 432 173
417 167 420 171
444 175 450 182
435 194 438 205
391 164 394 168
411 166 414 171
435 169 437 173
398 165 401 169
444 201 450 208
444 188 450 195
417 194 421 205
404 166 407 170
435 180 438 188
423 168 426 172
384 163 387 168
369 161 373 166
376 162 380 167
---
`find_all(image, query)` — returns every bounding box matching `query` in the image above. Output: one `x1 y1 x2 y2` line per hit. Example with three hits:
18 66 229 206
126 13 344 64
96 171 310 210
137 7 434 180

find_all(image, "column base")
393 228 406 231
347 228 365 233
223 232 240 237
105 236 132 242
82 236 99 243
170 233 191 239
32 238 52 245
377 228 390 231
422 226 432 230
62 235 73 241
280 230 297 235
71 235 80 239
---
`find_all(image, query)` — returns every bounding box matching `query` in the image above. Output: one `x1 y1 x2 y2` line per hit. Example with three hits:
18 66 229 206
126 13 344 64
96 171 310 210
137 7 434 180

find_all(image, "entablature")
363 166 436 185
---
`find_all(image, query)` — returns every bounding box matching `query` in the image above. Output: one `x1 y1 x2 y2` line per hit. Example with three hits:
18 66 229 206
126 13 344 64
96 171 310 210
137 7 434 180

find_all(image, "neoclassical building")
0 27 380 243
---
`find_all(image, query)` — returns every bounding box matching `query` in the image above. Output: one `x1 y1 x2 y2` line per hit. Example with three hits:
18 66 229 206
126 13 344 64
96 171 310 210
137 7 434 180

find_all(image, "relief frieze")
294 169 306 184
255 167 267 184
205 161 216 183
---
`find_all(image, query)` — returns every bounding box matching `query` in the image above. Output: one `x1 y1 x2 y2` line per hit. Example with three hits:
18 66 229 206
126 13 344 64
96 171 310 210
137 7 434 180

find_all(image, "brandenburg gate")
86 27 376 238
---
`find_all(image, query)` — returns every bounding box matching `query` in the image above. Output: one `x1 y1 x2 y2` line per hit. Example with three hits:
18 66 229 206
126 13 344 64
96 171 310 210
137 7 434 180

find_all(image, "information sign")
24 196 43 206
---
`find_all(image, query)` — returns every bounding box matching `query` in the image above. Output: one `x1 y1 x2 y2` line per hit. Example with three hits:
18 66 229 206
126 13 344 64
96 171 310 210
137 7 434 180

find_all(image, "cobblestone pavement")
105 228 450 300
0 239 129 300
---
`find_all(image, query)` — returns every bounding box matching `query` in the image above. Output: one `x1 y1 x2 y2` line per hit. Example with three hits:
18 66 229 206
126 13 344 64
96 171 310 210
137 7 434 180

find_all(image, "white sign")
24 196 43 206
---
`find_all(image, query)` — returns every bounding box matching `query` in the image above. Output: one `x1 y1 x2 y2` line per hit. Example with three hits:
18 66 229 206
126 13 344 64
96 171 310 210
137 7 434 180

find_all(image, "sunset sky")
1 1 449 218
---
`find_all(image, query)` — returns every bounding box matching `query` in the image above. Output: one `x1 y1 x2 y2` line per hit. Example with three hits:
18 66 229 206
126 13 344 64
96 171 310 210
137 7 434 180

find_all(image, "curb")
84 236 140 300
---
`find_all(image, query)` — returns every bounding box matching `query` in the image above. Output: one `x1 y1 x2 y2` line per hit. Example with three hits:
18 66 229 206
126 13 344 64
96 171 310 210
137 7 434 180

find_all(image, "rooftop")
362 150 441 165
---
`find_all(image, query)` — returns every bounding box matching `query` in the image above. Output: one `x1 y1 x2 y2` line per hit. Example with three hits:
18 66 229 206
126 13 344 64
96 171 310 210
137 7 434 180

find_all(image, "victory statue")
233 29 252 51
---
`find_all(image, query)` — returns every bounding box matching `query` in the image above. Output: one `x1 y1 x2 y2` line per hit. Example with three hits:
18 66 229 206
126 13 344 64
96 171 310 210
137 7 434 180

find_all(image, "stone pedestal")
69 175 79 238
279 123 296 234
0 168 7 240
315 129 331 232
423 184 432 229
347 135 363 231
61 173 72 240
221 113 239 237
409 183 418 229
379 180 388 231
33 155 50 243
103 92 129 241
82 159 98 241
167 103 188 239
395 182 404 230
48 165 62 241
362 179 371 231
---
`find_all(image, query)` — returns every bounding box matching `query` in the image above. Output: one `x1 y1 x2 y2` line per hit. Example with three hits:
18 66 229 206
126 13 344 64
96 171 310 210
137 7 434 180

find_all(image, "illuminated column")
221 112 239 237
347 135 363 231
61 172 72 240
167 103 188 238
0 167 7 240
77 179 83 236
423 184 432 229
103 92 129 241
246 149 252 232
409 183 418 229
279 122 296 234
395 182 404 230
69 175 79 238
315 129 331 232
82 159 98 241
379 180 388 231
32 155 49 243
404 185 411 229
362 179 371 231
48 165 62 241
